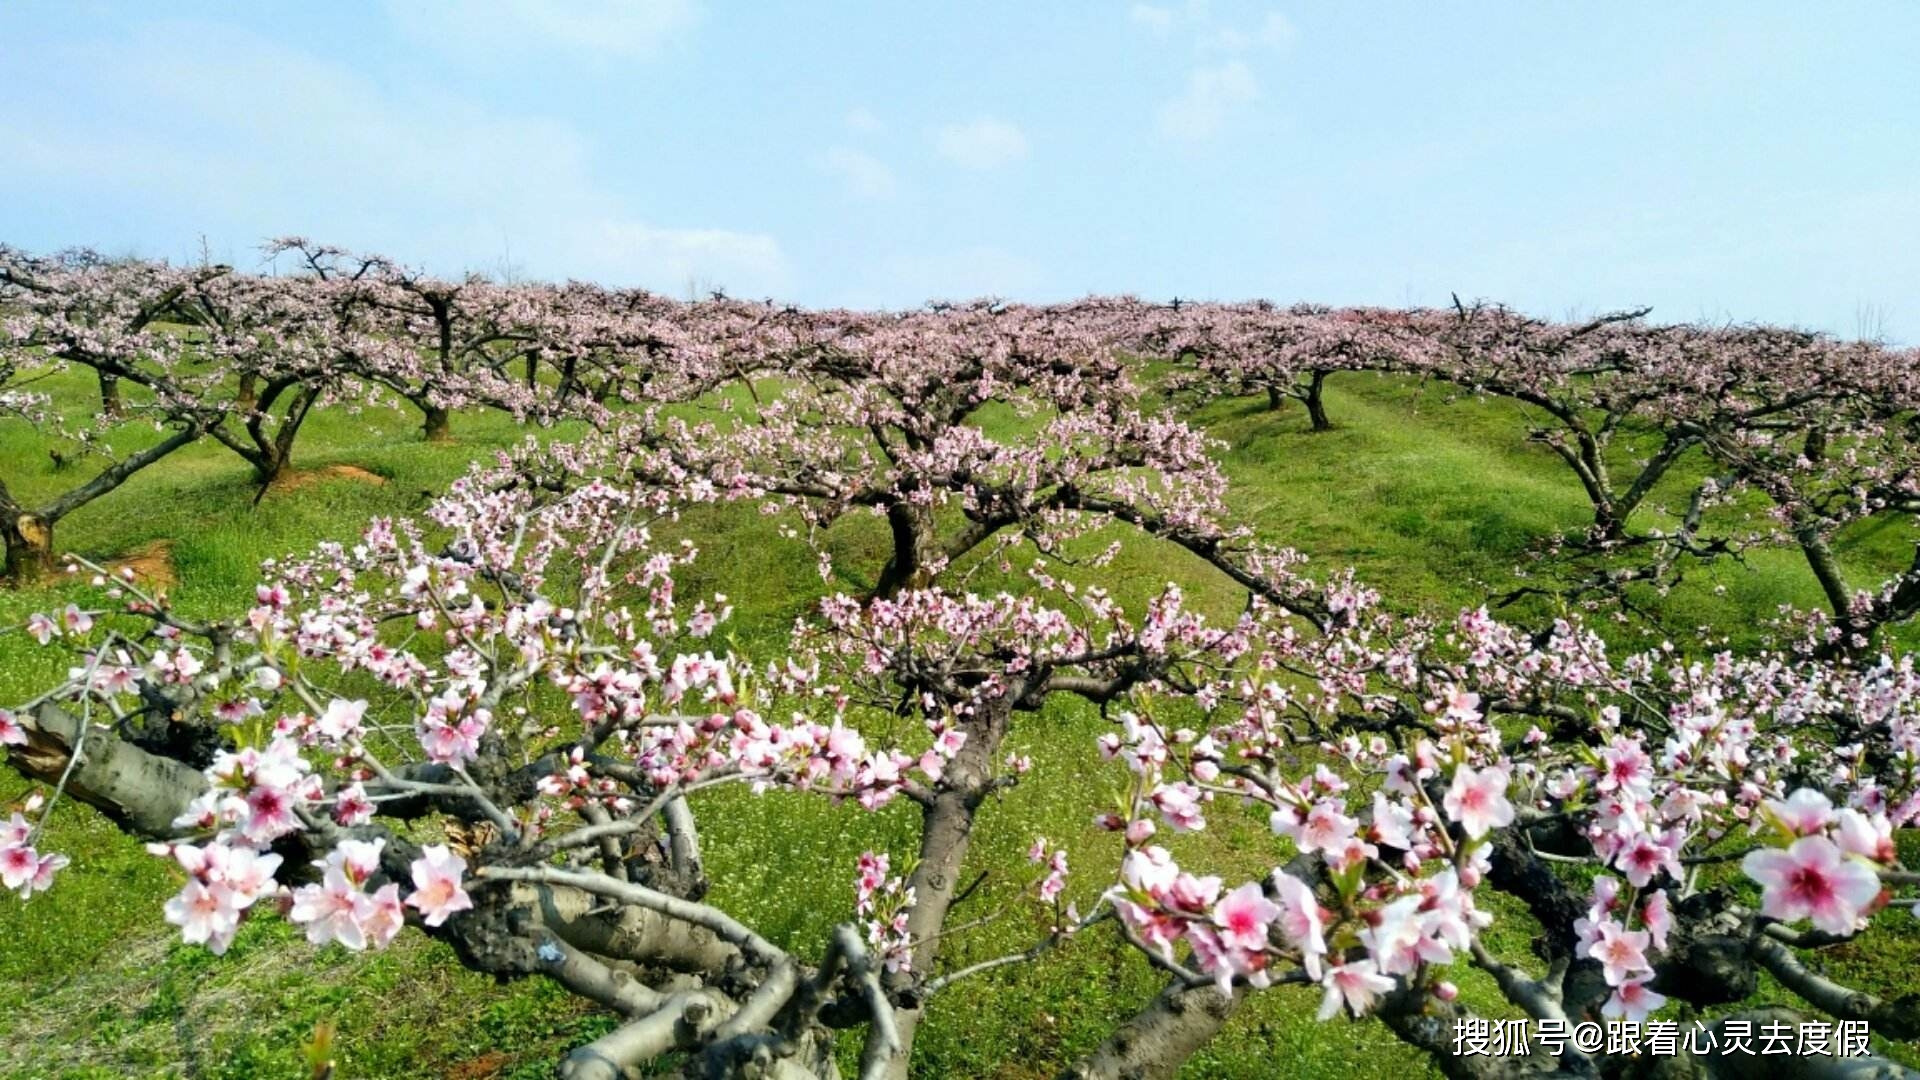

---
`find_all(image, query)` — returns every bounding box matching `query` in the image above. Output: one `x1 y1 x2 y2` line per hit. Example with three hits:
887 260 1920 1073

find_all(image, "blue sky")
3 2 1916 338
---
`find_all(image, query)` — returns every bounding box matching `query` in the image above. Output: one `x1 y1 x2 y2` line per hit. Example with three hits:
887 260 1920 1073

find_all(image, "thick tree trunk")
1266 384 1285 411
264 383 319 489
873 502 942 598
422 403 453 442
251 445 291 490
3 510 55 583
1303 369 1332 431
97 371 123 417
1059 980 1242 1080
7 704 208 837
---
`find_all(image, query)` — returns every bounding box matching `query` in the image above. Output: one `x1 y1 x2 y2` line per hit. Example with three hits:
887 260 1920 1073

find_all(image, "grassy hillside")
2 371 1914 1079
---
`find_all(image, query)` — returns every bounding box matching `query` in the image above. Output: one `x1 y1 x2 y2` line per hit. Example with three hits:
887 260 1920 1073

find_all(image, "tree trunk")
1059 980 1242 1080
256 387 318 490
7 703 208 836
873 502 942 598
1798 527 1861 637
3 510 55 583
1303 369 1332 431
422 404 453 442
250 444 291 490
1266 384 1285 411
97 371 123 417
880 695 1013 1080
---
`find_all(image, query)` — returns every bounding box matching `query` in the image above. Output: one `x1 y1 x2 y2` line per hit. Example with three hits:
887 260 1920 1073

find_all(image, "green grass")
1 370 1915 1078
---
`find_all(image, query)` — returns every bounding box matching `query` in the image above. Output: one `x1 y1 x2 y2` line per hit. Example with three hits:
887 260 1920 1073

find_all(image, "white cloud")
0 20 786 296
1129 3 1174 33
845 106 884 134
384 0 698 59
1212 11 1294 52
819 146 897 199
933 118 1029 169
561 220 788 295
1156 60 1259 140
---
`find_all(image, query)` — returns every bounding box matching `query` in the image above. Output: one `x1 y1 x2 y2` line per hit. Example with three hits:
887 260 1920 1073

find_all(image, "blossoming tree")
0 246 229 580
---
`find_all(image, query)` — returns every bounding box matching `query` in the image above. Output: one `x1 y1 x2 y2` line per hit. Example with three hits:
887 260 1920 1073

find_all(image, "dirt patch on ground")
108 539 177 589
267 463 389 494
447 1051 511 1079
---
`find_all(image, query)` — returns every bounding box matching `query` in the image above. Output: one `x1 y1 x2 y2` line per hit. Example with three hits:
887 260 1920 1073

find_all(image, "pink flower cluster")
174 737 323 845
1 807 67 899
853 851 915 974
288 839 405 951
156 840 284 954
1573 876 1672 1022
1742 788 1892 935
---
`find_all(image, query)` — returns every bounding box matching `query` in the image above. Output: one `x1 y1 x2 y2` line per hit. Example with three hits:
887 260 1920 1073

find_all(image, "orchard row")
4 241 1919 1078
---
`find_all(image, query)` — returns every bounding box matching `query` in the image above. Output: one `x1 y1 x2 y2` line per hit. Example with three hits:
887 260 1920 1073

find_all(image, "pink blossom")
1363 894 1451 975
1766 788 1835 836
1187 922 1269 996
1166 872 1222 914
1597 736 1653 797
1642 889 1672 952
289 868 373 950
1270 871 1327 976
1150 781 1206 832
405 844 474 927
1295 799 1358 854
334 838 386 882
1603 977 1668 1023
315 698 368 744
164 880 242 952
240 784 300 845
1 844 66 898
190 842 283 908
1742 835 1884 934
1212 881 1280 952
361 883 406 949
1439 684 1481 723
1442 764 1514 839
1369 792 1416 850
1 844 39 890
0 710 25 747
1834 808 1895 864
60 604 93 636
24 850 66 896
419 714 487 765
333 784 375 826
1615 831 1681 888
1584 918 1651 986
1122 846 1179 897
1038 850 1068 904
1318 960 1395 1020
